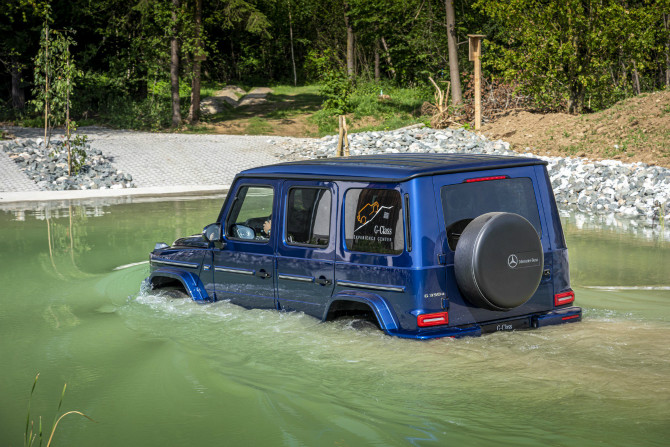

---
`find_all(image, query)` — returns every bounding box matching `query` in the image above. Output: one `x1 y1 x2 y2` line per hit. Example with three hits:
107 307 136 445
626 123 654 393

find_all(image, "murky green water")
1 197 668 446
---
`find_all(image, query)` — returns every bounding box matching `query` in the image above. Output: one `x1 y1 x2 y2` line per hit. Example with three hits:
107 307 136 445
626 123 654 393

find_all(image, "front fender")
324 291 399 332
147 267 210 301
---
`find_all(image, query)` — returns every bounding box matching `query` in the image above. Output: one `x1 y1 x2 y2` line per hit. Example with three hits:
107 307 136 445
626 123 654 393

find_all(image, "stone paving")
1 126 311 193
0 149 41 192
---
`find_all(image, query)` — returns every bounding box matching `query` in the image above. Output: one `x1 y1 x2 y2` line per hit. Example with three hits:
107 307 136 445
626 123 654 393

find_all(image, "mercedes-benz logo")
507 254 518 269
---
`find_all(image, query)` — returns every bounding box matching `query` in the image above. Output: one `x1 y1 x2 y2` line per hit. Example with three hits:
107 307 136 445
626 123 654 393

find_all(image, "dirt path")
200 86 272 114
196 85 322 137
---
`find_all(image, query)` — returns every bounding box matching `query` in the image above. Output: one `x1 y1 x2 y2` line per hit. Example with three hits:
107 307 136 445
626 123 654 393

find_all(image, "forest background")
1 0 669 136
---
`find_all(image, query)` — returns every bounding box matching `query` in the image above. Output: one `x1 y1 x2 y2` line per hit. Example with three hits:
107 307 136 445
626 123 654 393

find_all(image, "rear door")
432 166 554 324
213 179 279 309
275 181 337 317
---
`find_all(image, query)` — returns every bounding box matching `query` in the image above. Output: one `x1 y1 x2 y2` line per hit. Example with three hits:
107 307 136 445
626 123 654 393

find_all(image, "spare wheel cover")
454 212 543 311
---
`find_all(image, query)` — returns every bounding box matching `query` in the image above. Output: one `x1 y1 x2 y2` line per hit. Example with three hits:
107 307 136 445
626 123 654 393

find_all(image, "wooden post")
468 34 485 131
337 116 344 156
342 116 349 156
336 115 350 157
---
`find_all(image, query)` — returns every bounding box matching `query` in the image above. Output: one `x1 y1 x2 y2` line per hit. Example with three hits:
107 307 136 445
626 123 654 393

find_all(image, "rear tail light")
464 175 508 183
417 312 449 327
554 290 575 306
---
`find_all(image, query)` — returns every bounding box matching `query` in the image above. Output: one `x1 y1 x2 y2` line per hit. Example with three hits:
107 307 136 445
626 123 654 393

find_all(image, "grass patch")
245 117 273 135
309 82 431 135
17 78 434 137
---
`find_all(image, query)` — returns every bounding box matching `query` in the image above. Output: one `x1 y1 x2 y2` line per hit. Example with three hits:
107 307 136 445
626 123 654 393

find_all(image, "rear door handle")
256 269 272 279
315 276 332 286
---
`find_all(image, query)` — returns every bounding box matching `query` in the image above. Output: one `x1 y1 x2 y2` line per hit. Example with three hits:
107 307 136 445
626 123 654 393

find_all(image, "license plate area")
480 317 531 334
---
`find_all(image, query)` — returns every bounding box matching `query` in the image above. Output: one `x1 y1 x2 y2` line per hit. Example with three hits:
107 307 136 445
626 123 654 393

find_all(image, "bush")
71 72 191 130
305 49 353 115
309 81 432 135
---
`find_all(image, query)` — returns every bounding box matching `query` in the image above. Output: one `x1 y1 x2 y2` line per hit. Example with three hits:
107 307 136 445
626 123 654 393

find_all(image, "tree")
188 0 203 124
445 0 462 105
0 0 40 112
287 0 297 86
32 14 54 146
170 0 181 127
344 2 354 78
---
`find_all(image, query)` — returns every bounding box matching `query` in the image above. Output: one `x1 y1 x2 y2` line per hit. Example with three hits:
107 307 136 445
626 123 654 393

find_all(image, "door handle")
315 276 332 286
256 269 272 279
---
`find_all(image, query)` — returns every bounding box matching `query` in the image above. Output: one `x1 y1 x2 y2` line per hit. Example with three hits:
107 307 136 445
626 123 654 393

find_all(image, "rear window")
345 188 404 255
441 178 541 251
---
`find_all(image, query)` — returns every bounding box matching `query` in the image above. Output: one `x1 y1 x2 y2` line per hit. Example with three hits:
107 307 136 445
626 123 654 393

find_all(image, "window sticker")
345 189 403 254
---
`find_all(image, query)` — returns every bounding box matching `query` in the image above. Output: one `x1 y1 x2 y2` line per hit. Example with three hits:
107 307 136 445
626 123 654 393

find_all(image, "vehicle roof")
239 153 547 182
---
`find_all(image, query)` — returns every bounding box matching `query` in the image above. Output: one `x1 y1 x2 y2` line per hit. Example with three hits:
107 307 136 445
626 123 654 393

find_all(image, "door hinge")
438 253 447 265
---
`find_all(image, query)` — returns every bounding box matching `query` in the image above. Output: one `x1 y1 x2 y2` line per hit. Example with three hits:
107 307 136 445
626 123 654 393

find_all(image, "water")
1 197 668 446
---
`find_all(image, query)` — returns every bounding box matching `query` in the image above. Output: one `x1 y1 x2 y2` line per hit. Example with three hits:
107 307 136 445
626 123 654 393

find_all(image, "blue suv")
146 154 581 339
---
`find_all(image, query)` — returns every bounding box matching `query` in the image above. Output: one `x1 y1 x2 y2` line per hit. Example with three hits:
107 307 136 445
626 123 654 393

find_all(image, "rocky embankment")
1 137 134 191
276 125 670 221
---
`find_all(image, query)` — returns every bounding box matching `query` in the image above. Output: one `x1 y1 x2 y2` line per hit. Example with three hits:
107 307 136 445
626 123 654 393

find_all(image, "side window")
286 188 331 247
344 188 404 255
226 185 274 242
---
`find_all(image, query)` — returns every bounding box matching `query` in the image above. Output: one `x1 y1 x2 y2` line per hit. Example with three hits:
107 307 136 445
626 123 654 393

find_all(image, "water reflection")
560 206 670 242
43 205 93 280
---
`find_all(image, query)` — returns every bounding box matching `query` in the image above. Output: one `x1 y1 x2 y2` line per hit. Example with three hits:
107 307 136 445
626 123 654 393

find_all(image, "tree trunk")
374 39 380 82
664 13 670 89
10 57 25 111
288 1 297 86
230 41 239 80
344 7 354 78
632 60 641 95
66 50 71 176
568 83 585 114
44 23 49 148
444 0 462 105
188 0 203 124
380 37 396 78
170 0 181 128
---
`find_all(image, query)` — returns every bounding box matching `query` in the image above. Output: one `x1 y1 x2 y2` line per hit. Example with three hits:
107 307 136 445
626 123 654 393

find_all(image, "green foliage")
24 373 94 447
475 0 670 113
309 81 430 135
348 81 430 118
66 133 88 175
306 49 352 114
4 0 670 130
31 16 87 174
31 18 81 135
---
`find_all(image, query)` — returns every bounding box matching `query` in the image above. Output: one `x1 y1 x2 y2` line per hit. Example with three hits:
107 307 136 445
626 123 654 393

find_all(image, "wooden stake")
343 116 349 156
337 115 344 156
468 34 485 131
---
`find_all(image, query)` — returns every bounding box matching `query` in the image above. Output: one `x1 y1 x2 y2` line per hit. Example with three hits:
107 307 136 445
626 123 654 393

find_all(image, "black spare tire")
454 212 543 311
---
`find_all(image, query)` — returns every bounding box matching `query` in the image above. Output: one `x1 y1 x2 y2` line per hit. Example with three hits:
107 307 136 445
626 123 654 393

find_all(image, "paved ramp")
1 127 289 192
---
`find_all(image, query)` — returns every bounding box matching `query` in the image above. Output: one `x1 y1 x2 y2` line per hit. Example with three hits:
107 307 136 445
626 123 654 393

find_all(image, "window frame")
284 186 332 248
224 183 276 244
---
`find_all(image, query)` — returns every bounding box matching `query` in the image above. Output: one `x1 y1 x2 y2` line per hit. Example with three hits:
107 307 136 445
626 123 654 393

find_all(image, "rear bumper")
389 306 582 340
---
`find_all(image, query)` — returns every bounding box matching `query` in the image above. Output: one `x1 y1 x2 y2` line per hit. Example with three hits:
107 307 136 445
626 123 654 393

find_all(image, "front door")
275 181 337 317
213 180 278 309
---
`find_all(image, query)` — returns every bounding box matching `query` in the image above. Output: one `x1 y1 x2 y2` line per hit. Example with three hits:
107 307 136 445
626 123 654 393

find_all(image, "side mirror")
231 224 256 240
202 223 225 248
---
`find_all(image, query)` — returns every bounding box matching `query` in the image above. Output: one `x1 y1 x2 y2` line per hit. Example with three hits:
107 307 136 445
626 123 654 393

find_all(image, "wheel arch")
147 268 210 301
323 291 399 332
